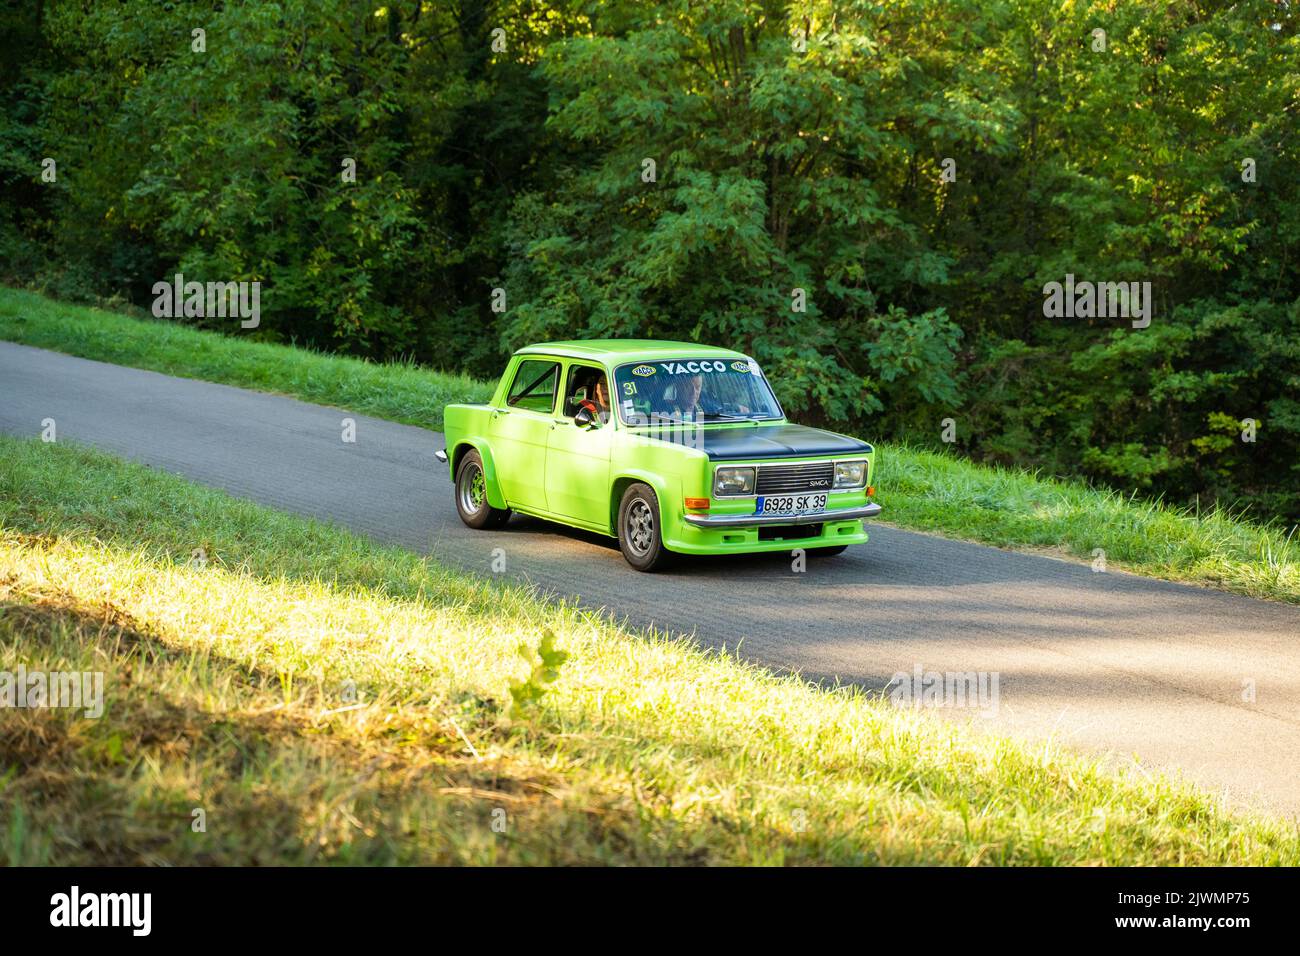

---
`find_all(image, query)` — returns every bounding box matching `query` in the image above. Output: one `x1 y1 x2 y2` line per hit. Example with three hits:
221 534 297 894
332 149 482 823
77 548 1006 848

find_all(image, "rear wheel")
618 483 671 572
455 450 511 529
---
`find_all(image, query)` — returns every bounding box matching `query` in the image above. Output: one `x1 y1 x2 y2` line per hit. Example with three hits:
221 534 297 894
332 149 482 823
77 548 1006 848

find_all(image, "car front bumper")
682 502 882 528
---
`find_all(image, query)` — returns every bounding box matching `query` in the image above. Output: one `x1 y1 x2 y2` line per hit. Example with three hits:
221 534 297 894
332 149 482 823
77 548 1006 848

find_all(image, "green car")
436 341 880 571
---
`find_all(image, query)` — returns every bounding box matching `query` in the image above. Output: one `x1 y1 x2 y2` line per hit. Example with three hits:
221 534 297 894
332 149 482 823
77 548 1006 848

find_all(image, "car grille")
755 462 835 495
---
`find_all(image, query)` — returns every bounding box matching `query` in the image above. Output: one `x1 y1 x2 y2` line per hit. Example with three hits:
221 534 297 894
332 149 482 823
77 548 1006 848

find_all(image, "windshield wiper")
640 412 754 425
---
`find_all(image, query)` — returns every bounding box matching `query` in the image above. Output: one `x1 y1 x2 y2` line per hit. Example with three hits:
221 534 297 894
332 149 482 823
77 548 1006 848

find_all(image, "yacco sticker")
632 364 656 377
731 360 750 373
657 360 731 375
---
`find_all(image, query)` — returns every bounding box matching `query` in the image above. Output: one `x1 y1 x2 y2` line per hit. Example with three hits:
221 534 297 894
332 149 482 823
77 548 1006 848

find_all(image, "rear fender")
453 439 508 510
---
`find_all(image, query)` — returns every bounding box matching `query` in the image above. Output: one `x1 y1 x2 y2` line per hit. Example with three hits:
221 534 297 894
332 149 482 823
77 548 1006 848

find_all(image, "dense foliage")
2 1 1297 518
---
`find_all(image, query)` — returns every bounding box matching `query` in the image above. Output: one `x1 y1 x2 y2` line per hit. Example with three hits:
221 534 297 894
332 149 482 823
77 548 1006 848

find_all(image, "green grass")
2 284 1297 603
0 287 493 429
2 436 1297 865
880 447 1300 603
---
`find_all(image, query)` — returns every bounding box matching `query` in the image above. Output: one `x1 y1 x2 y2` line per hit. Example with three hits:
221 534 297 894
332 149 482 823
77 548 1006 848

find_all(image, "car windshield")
613 358 783 425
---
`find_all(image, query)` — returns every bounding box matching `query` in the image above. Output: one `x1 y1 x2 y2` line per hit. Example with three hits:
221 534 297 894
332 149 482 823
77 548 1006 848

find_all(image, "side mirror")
574 406 597 428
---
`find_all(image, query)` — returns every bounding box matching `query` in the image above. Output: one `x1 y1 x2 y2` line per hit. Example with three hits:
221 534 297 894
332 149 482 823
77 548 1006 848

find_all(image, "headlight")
713 466 756 496
833 459 867 489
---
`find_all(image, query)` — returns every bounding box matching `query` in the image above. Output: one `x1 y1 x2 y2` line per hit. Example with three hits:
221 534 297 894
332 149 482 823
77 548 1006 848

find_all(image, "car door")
545 361 614 529
492 357 560 512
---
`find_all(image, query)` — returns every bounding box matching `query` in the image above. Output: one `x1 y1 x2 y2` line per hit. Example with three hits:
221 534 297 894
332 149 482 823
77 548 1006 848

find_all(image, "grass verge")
1 436 1298 864
2 285 1297 603
0 287 492 428
880 447 1300 603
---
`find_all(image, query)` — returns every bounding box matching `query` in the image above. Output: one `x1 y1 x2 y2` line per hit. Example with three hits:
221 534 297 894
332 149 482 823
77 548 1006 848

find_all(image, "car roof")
514 339 750 363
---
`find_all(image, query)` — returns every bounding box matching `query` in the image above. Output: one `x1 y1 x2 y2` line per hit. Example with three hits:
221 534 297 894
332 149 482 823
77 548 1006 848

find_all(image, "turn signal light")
684 497 710 510
866 486 876 497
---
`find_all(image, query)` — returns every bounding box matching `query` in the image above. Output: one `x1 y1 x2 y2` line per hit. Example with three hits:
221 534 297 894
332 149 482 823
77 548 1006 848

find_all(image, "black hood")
637 422 872 461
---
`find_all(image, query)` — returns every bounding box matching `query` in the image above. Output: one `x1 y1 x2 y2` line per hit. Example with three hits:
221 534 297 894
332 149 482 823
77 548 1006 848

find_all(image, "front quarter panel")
610 428 710 537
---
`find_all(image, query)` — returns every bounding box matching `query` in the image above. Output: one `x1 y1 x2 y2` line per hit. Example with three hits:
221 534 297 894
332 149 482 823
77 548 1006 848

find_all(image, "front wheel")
455 450 511 529
618 483 671 572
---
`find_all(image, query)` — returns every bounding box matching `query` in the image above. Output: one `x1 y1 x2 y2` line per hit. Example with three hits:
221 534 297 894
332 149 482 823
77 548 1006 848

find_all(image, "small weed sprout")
508 629 569 719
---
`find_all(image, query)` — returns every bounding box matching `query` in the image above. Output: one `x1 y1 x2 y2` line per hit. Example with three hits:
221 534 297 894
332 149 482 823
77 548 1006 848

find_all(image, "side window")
507 360 560 413
562 365 610 422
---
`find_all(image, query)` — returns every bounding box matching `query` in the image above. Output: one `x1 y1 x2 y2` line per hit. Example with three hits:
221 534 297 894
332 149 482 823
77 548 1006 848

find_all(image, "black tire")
808 544 849 557
454 450 511 529
618 483 671 572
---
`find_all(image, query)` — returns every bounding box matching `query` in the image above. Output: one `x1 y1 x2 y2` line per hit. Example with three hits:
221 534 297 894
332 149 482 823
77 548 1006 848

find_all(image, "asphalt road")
2 341 1298 818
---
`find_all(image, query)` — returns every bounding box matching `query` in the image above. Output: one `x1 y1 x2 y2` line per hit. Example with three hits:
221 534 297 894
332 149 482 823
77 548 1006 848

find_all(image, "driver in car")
673 373 749 420
576 373 610 424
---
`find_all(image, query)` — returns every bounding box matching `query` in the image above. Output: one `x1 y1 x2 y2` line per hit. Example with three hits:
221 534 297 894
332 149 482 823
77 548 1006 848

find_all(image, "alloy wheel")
458 461 485 515
625 499 654 556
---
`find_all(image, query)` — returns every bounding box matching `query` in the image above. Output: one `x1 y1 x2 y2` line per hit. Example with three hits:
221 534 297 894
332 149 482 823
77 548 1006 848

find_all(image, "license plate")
754 493 828 516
